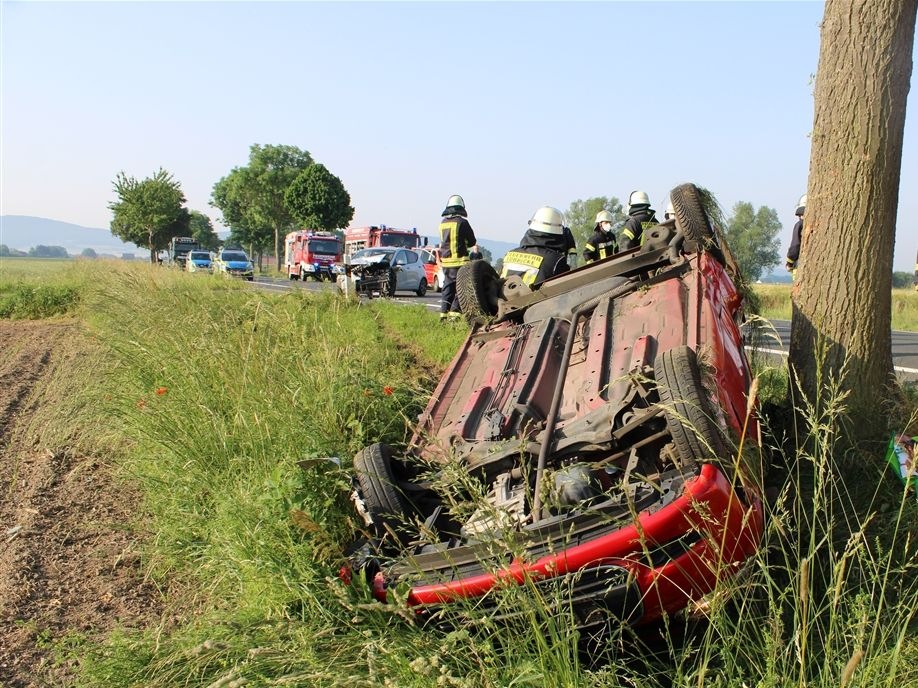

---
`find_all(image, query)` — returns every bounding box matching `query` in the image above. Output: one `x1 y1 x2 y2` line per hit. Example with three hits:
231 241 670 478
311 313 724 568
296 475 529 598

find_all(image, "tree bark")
789 0 916 431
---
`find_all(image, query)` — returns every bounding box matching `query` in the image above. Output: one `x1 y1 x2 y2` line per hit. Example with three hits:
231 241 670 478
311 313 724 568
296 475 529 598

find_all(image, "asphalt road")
253 277 918 380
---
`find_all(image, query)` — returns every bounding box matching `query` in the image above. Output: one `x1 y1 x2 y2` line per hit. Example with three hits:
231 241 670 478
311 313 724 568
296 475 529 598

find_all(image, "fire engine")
284 230 342 281
342 225 426 259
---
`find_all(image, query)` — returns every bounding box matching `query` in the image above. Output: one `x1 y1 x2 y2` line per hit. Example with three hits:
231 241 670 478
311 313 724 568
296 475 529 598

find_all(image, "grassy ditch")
17 262 918 686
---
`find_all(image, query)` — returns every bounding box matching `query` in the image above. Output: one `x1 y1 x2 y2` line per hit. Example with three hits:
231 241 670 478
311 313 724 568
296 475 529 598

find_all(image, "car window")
404 251 418 264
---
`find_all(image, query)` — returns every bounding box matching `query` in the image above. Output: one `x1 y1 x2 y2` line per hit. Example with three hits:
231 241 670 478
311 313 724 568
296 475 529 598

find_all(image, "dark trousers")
440 267 460 313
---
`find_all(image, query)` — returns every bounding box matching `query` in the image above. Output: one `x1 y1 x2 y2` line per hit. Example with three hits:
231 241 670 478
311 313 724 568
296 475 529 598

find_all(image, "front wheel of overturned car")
353 443 410 542
416 278 428 297
670 183 717 252
457 260 501 324
654 346 727 466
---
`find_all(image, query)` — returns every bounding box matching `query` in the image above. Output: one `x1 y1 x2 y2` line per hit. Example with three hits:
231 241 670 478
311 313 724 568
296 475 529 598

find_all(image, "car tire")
670 183 717 252
416 278 428 297
387 270 397 297
457 260 501 324
433 275 441 292
353 443 409 540
654 346 727 465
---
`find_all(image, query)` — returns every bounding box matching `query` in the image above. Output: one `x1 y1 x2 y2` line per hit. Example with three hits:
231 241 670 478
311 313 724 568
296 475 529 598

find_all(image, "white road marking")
746 346 918 374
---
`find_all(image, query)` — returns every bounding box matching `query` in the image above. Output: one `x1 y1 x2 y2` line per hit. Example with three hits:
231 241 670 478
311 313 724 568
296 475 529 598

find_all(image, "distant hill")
0 215 145 256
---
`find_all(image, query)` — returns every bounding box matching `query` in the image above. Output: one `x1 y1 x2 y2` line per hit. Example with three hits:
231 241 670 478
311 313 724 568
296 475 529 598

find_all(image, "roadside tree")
724 201 782 282
29 245 69 258
789 0 916 427
188 210 221 250
284 163 354 232
211 144 313 271
81 248 98 259
109 169 186 263
565 197 625 255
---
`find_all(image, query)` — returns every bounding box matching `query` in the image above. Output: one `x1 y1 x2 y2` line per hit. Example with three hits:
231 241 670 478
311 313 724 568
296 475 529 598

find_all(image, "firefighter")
500 206 575 287
583 210 618 263
438 194 477 320
785 194 806 274
618 190 659 250
664 199 675 221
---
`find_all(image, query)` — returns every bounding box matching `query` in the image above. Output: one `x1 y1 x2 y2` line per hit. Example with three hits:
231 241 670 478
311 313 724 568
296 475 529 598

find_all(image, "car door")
392 250 413 290
402 250 422 289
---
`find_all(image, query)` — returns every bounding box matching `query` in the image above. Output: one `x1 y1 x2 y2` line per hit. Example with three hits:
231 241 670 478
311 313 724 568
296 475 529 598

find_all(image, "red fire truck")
284 230 343 281
342 225 426 259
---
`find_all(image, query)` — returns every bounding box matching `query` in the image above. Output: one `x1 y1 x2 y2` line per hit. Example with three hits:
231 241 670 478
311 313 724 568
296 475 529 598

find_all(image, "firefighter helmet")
664 200 675 221
528 206 565 235
595 210 615 226
795 194 807 217
627 190 650 214
442 194 468 217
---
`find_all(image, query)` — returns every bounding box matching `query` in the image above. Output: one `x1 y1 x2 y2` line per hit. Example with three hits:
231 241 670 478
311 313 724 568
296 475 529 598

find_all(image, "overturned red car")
346 183 764 632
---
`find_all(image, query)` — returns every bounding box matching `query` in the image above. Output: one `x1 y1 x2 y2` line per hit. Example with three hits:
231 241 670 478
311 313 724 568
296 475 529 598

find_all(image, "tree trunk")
789 0 916 431
149 227 156 264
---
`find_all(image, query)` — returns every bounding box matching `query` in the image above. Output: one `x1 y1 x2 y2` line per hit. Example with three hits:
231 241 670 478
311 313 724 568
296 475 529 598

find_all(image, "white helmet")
595 210 615 225
795 193 807 217
627 190 650 214
664 200 675 221
443 194 467 217
528 206 565 235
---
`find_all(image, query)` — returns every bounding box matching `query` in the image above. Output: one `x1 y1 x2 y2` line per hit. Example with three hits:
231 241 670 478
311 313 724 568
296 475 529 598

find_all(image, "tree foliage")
723 201 782 282
81 248 98 258
29 245 69 258
188 211 221 250
565 197 626 255
284 163 354 232
109 168 186 262
211 144 313 268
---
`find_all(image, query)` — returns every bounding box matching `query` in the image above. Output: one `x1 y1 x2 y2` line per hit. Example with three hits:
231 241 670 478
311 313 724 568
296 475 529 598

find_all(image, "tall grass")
18 261 918 686
0 257 91 318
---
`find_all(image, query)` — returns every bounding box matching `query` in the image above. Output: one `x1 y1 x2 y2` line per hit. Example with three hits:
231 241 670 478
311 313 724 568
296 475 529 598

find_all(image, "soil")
0 321 160 687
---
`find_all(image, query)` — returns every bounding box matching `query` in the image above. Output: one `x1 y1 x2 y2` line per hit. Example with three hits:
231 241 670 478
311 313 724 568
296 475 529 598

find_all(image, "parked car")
214 249 254 280
419 248 443 292
186 250 213 273
337 247 428 297
344 183 764 636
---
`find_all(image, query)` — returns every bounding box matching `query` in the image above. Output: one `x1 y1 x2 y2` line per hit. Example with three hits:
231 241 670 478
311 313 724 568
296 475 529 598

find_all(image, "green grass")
754 283 918 332
15 262 918 687
0 256 92 318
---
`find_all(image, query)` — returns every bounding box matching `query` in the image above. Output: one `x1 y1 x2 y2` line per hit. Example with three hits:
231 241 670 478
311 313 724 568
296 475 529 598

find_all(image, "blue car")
186 250 213 273
215 249 254 280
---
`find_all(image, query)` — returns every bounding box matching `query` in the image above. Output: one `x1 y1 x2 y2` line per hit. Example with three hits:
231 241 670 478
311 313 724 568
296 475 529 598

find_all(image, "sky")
1 1 916 269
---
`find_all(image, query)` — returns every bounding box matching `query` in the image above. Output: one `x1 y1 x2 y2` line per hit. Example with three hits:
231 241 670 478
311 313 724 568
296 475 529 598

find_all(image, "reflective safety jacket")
500 229 573 287
619 208 658 250
439 215 477 268
583 227 617 263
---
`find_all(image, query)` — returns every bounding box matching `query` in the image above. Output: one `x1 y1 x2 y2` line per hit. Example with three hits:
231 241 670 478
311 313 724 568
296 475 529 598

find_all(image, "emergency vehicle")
342 225 425 260
284 231 343 281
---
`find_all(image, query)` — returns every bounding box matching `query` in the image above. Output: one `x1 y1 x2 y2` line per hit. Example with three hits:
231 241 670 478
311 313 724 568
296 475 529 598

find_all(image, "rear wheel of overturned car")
654 346 727 466
416 278 428 297
353 443 410 541
457 260 501 324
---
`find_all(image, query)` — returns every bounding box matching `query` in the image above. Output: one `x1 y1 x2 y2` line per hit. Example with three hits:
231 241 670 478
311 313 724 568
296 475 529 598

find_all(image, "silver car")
339 247 428 297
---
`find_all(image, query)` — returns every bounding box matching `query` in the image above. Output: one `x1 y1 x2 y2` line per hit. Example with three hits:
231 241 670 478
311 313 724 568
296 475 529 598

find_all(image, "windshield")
380 234 419 249
221 251 249 262
189 252 210 260
308 239 340 255
352 248 394 261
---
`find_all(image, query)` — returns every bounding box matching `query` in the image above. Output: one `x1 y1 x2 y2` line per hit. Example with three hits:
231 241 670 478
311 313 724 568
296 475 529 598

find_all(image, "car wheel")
433 275 441 292
416 278 428 297
670 183 718 252
352 443 409 540
654 346 727 465
457 260 501 324
387 270 397 297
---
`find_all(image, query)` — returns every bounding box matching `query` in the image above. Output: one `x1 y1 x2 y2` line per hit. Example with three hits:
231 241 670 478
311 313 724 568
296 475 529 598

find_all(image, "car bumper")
371 464 763 625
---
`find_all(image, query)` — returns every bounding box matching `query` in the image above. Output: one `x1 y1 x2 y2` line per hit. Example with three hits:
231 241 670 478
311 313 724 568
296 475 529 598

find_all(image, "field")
0 257 916 687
